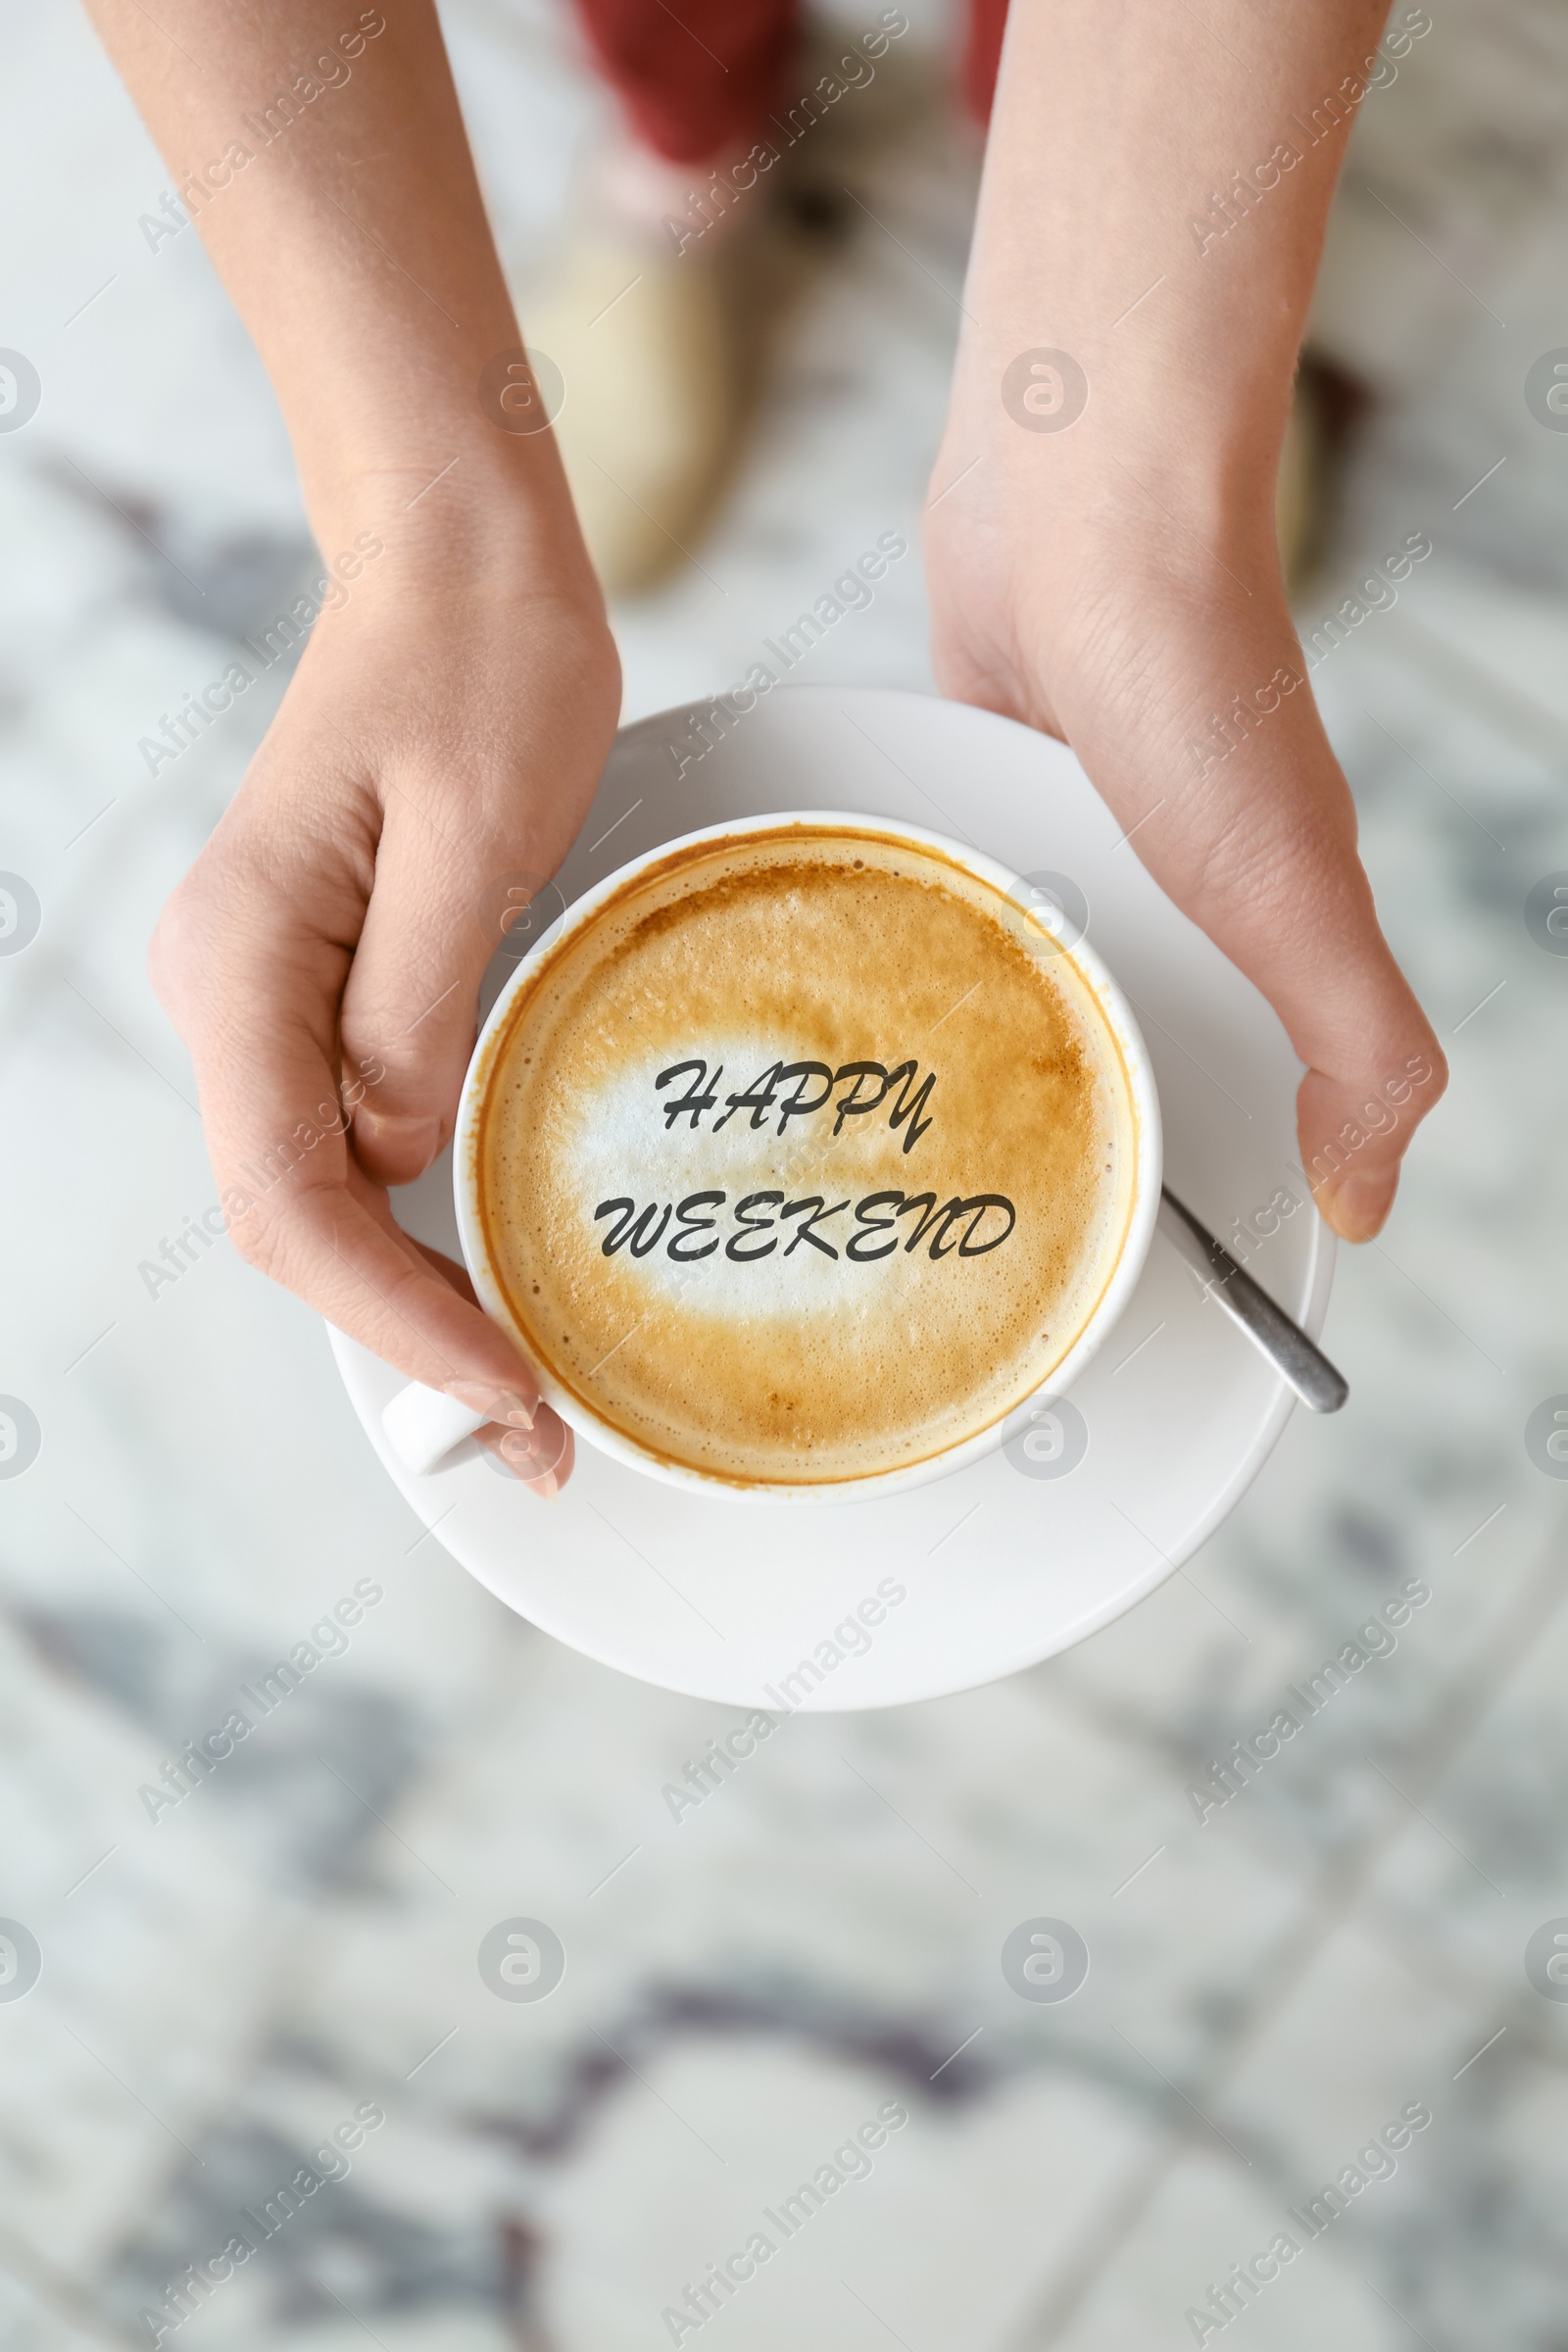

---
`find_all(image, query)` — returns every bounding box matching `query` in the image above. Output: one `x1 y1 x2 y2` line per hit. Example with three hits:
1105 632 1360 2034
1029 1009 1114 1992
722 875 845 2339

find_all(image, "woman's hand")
926 450 1445 1239
151 494 620 1495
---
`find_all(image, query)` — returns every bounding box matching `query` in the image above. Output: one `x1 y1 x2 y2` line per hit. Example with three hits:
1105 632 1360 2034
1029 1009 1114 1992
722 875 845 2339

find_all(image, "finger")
340 788 556 1186
1002 611 1446 1243
156 853 546 1412
1296 1054 1444 1241
416 1240 575 1493
477 1406 574 1500
409 1236 479 1303
1152 732 1446 1242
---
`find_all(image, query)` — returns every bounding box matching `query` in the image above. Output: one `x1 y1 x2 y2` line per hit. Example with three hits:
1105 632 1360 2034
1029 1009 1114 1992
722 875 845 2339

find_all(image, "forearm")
85 0 579 564
958 0 1400 534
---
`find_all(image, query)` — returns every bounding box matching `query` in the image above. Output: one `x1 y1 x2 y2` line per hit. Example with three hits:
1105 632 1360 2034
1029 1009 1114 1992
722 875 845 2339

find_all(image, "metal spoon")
1156 1185 1348 1413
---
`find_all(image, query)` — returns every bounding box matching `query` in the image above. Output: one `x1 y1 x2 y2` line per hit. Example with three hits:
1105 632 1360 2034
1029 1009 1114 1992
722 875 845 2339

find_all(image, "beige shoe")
517 220 740 599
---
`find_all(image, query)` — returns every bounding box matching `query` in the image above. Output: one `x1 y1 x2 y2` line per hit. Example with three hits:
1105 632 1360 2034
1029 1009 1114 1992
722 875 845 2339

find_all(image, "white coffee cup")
382 811 1161 1499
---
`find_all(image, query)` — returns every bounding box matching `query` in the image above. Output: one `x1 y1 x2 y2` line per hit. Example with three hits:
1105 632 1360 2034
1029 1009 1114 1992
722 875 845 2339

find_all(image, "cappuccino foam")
473 825 1138 1486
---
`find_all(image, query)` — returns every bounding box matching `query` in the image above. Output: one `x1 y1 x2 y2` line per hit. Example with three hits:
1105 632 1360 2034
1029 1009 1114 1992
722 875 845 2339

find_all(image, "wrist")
297 414 601 618
938 325 1291 574
269 284 583 569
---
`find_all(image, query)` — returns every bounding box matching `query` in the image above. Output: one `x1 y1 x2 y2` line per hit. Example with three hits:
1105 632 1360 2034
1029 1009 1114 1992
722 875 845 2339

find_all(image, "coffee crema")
472 825 1138 1487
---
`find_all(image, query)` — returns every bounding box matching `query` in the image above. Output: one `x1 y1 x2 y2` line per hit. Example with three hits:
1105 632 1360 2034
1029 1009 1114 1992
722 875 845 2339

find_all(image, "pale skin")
87 0 1443 1500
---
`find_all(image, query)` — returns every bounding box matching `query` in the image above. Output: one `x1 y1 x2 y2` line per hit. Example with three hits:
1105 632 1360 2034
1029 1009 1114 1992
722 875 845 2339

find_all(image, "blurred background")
4 0 1568 2345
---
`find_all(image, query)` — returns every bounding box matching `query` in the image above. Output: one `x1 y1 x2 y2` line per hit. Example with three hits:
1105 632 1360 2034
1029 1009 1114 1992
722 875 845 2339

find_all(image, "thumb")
1172 736 1446 1245
1042 623 1446 1245
1297 1043 1445 1243
1159 786 1446 1244
1168 755 1446 1244
340 813 554 1186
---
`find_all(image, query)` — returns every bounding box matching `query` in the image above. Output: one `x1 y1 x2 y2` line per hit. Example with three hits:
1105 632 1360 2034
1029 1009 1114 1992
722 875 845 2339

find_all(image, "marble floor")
3 1 1568 2346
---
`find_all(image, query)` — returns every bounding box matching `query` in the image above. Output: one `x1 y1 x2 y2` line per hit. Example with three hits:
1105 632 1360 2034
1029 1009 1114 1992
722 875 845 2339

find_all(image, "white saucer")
329 688 1333 1710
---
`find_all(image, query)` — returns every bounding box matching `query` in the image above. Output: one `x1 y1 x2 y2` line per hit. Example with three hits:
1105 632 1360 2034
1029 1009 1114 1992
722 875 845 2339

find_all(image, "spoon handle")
1156 1185 1348 1414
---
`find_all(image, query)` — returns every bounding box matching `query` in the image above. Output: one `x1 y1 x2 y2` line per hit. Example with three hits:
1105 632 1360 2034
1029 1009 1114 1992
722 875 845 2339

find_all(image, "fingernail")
1326 1167 1397 1242
445 1382 535 1430
356 1108 443 1159
500 1430 560 1498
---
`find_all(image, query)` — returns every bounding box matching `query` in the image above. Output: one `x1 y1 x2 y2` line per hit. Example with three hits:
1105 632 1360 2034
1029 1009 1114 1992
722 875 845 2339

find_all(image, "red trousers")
570 0 1010 165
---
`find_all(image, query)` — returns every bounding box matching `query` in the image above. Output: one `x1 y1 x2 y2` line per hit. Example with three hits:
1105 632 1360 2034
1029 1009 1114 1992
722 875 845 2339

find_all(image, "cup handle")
381 1382 489 1475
